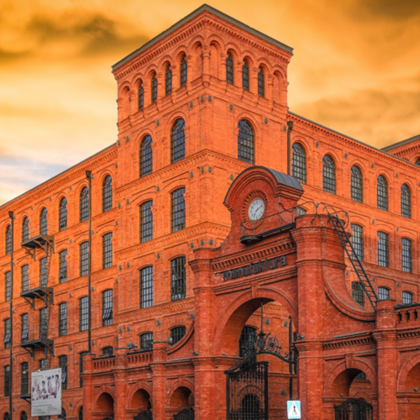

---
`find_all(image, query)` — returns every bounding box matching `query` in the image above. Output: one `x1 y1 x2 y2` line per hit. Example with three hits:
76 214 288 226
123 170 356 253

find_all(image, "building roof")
382 134 420 152
112 4 293 72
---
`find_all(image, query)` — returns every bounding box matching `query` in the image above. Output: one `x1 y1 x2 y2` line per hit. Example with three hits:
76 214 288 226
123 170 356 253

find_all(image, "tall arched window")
138 81 144 110
377 175 388 211
80 187 89 222
292 143 306 184
401 238 412 273
59 197 67 231
378 287 390 301
5 225 11 255
350 224 364 261
322 155 336 194
102 233 113 269
242 60 249 91
140 266 153 308
226 52 234 84
237 120 254 164
350 166 363 202
180 54 187 87
165 64 172 95
377 231 389 267
102 176 113 212
151 72 157 103
171 119 186 163
171 257 186 301
140 135 153 177
258 67 265 97
22 217 29 242
171 188 185 232
40 208 48 235
140 200 153 243
401 184 411 218
352 282 364 307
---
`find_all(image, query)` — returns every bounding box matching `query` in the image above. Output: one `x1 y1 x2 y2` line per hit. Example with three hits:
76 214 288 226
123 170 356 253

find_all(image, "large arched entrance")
94 392 114 420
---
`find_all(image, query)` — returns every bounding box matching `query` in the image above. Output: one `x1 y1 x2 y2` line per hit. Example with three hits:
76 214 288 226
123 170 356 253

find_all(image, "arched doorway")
171 386 194 418
131 389 152 420
402 361 420 418
334 398 373 420
95 392 114 420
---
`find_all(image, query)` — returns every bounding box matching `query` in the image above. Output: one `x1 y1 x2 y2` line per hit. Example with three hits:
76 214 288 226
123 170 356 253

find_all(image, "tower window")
242 61 249 91
350 166 363 203
171 119 186 163
237 120 254 164
102 175 113 212
292 143 306 184
377 175 388 211
165 64 172 95
171 188 186 232
401 184 411 218
180 55 187 87
322 155 336 194
138 81 144 110
171 257 186 301
80 187 89 222
140 266 154 308
226 52 234 84
140 135 153 177
258 68 265 97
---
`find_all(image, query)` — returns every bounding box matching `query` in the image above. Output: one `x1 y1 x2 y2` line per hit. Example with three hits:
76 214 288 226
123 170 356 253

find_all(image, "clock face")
248 198 265 221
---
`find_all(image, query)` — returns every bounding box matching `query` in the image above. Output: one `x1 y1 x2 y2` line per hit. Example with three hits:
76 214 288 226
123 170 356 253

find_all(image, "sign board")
31 368 62 417
287 400 301 419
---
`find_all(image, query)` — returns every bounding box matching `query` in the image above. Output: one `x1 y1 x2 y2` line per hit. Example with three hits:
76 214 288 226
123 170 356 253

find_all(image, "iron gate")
334 398 373 420
134 410 152 420
226 360 268 420
173 408 194 419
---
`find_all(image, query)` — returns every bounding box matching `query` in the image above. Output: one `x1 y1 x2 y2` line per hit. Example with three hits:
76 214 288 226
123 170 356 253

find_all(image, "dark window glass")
5 225 11 255
59 355 68 390
237 120 254 164
102 233 113 269
60 408 66 420
40 208 48 235
21 264 29 293
140 135 153 177
140 266 153 308
140 201 153 243
80 242 89 277
4 366 10 397
5 271 11 302
350 166 363 203
39 307 48 339
258 68 265 97
40 257 48 287
351 224 364 261
138 82 144 110
102 346 113 356
59 303 67 336
171 119 186 163
352 282 364 307
377 175 388 211
140 332 153 350
355 372 366 380
180 55 187 87
416 158 420 166
401 238 412 273
377 231 389 267
20 412 27 420
402 291 413 305
59 250 68 283
80 187 89 222
4 319 11 349
151 73 157 103
242 61 249 91
401 184 411 218
21 313 28 343
21 362 29 395
165 64 172 95
296 207 307 216
292 143 306 184
171 257 186 301
22 217 29 242
226 53 234 84
59 198 67 231
322 155 336 194
39 359 47 370
242 395 259 415
171 188 186 232
102 289 113 326
170 326 186 345
79 407 83 420
79 352 88 387
378 287 390 301
102 176 113 212
79 297 89 332
239 326 257 357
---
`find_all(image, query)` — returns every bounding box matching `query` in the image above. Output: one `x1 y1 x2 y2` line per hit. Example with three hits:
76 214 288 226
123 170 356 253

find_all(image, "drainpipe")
85 171 92 355
8 211 14 420
287 121 294 175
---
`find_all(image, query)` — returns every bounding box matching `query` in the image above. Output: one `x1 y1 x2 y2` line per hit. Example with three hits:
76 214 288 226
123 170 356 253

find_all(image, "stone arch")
397 351 420 391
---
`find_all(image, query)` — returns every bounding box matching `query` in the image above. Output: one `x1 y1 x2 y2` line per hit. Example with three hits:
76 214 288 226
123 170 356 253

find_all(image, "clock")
248 198 265 221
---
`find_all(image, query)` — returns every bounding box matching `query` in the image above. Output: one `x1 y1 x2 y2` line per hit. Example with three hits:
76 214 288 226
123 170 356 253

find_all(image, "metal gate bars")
334 398 373 420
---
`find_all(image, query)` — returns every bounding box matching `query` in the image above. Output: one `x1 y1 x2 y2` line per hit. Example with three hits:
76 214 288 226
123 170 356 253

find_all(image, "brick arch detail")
73 398 84 417
94 385 116 404
397 350 420 391
166 378 195 405
127 381 153 406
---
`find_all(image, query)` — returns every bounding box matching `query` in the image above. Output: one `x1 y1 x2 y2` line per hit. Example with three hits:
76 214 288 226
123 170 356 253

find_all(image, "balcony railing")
395 303 420 324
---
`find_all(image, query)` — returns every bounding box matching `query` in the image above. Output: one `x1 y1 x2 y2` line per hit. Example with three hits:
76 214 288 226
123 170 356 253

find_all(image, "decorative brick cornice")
397 328 420 340
323 334 375 350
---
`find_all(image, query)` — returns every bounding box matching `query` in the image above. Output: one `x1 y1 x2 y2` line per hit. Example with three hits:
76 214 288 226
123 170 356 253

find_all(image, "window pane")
351 166 363 203
80 187 89 222
377 232 389 267
21 362 29 394
292 143 306 184
322 155 336 194
238 120 254 164
138 82 144 110
378 287 390 300
165 64 172 95
140 332 153 350
171 119 186 163
59 198 67 231
171 257 186 301
401 184 411 218
80 242 89 276
140 266 153 308
40 208 48 235
40 257 48 287
5 271 11 302
171 188 185 232
377 176 388 211
140 201 153 242
402 291 413 305
401 238 412 273
4 366 10 397
258 68 264 97
180 55 187 87
22 217 30 242
102 176 113 212
79 297 89 332
226 53 233 84
59 250 68 283
4 319 11 349
59 303 67 336
239 326 256 357
39 308 48 339
151 73 157 103
21 314 29 343
352 282 364 307
170 326 186 345
140 136 153 177
102 233 113 269
59 356 68 390
102 346 113 356
351 224 364 261
5 225 11 255
102 289 113 326
242 61 249 91
21 264 29 293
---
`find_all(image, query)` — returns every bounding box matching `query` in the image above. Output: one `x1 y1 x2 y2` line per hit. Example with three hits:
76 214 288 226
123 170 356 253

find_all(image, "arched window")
239 326 256 357
40 257 48 287
40 208 48 235
5 225 11 255
171 119 186 163
165 64 172 95
350 166 363 203
140 332 153 350
237 120 254 164
59 197 67 231
226 52 234 84
140 135 153 177
377 231 389 267
102 289 113 326
58 302 67 336
171 256 186 301
151 72 157 103
140 266 153 308
378 287 390 301
242 60 249 91
80 242 89 277
180 54 187 87
258 67 265 97
322 155 336 194
352 282 364 307
59 356 68 390
171 188 185 232
138 81 144 110
21 314 28 343
102 346 113 356
5 271 11 301
377 175 388 211
20 412 27 420
59 250 68 283
292 143 306 184
140 200 153 243
350 224 364 261
102 175 113 212
78 407 83 420
21 264 29 292
79 297 88 332
402 291 413 304
416 158 420 166
22 217 29 242
401 184 411 218
80 187 89 222
401 238 412 273
170 326 186 345
102 232 113 269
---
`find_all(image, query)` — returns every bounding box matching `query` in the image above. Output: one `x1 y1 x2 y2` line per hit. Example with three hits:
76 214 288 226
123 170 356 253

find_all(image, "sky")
0 0 419 204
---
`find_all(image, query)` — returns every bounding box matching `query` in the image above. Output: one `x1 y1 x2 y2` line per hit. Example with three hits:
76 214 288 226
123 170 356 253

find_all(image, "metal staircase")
322 204 378 310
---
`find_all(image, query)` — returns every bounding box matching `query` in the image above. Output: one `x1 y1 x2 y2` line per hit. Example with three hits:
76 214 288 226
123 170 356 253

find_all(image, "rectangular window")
352 282 364 307
102 233 113 269
402 291 413 305
21 314 29 343
40 257 48 287
21 362 29 395
102 290 113 326
170 326 186 345
140 333 153 350
59 303 67 336
39 307 48 340
140 266 154 308
102 347 113 356
21 264 29 293
171 257 186 301
79 351 88 387
401 238 412 273
80 242 89 276
39 359 47 371
378 287 390 301
5 271 11 301
59 355 68 390
171 188 186 232
4 318 11 349
351 224 364 261
59 250 68 283
4 366 10 397
140 201 153 243
377 232 389 267
79 296 89 332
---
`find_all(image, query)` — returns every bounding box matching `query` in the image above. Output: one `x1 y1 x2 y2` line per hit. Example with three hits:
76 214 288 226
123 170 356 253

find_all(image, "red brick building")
1 4 420 420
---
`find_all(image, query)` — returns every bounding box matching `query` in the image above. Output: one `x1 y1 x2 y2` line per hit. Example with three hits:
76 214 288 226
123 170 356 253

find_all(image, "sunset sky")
0 0 419 204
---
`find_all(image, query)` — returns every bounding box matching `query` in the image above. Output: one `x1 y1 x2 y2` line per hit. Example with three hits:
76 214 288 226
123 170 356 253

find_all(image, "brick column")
151 341 168 420
202 46 211 87
113 348 127 420
82 354 96 420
